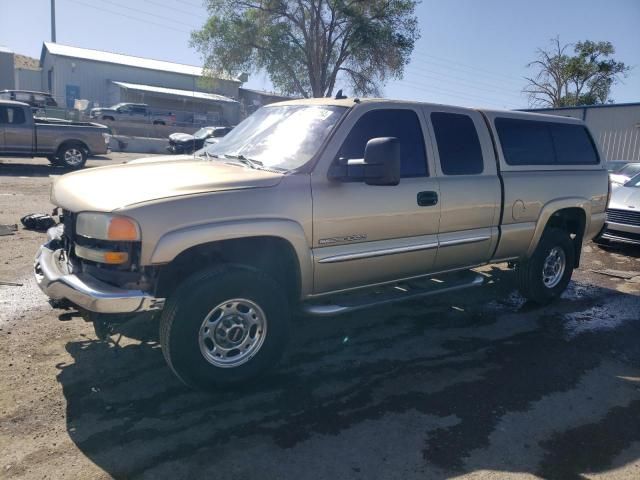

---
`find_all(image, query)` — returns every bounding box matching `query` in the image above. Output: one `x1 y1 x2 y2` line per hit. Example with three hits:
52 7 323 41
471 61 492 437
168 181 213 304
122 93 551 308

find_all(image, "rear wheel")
159 265 290 390
516 228 575 304
57 143 88 169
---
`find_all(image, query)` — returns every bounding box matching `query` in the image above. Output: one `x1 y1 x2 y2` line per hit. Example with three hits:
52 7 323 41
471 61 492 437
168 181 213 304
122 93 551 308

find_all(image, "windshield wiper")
223 154 264 169
200 149 220 161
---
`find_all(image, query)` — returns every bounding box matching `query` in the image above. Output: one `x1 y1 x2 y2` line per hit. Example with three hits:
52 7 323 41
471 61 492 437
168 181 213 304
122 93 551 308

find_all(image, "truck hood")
609 185 640 210
127 154 194 164
51 158 284 212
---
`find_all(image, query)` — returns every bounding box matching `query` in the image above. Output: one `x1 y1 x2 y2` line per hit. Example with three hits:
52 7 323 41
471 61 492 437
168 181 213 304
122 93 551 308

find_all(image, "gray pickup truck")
89 103 175 126
0 100 110 169
35 97 609 390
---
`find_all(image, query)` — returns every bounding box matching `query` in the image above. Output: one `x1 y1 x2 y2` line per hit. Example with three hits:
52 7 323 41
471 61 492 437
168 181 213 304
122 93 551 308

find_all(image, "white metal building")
39 42 241 125
525 103 640 161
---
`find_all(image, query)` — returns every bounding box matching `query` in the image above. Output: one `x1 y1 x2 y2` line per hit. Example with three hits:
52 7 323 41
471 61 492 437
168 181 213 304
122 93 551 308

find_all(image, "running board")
302 271 485 317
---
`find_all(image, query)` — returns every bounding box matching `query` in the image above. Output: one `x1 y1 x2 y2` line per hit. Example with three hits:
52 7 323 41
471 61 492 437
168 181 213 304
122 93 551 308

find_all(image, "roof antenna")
334 89 347 100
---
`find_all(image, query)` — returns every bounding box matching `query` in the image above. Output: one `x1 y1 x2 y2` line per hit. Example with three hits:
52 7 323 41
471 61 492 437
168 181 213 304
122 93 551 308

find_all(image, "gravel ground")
1 154 639 480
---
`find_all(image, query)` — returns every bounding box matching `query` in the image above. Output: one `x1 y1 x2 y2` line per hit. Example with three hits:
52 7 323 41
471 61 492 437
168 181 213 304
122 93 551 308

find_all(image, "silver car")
600 172 640 245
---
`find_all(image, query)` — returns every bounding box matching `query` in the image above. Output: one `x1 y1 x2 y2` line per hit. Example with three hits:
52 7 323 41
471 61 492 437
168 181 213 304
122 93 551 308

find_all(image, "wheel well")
57 140 90 158
155 236 301 302
545 207 586 267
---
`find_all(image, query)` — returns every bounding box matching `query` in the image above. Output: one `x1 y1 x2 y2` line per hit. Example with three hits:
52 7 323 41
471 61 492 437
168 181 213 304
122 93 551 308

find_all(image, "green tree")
524 37 629 107
191 0 420 98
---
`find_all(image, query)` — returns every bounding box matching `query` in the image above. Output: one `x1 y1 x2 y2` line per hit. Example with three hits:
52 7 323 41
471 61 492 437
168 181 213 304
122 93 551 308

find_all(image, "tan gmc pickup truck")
34 97 609 389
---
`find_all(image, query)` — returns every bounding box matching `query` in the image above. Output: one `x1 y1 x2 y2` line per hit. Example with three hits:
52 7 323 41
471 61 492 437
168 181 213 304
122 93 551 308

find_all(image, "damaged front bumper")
34 226 164 314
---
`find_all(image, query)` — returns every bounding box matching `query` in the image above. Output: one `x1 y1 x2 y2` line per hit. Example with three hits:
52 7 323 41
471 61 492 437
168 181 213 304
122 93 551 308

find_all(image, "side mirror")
329 137 401 186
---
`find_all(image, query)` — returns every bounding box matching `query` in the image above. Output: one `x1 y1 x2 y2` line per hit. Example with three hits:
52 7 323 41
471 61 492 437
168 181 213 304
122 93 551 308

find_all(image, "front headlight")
102 132 111 144
76 213 140 241
74 244 129 264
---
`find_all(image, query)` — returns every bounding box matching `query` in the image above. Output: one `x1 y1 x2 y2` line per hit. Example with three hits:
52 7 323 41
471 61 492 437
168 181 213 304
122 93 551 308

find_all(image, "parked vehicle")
609 162 640 186
167 126 232 154
89 103 175 125
606 160 630 173
598 172 640 246
0 90 58 109
34 98 608 389
0 100 110 169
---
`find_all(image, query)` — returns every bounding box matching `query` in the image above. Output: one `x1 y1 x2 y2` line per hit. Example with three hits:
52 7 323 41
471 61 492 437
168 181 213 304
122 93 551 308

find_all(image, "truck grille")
602 228 640 245
606 208 640 227
61 210 76 255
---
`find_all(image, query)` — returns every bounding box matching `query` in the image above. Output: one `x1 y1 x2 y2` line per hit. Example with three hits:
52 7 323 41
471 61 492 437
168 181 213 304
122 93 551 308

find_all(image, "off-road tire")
159 264 290 390
516 228 575 304
57 142 88 169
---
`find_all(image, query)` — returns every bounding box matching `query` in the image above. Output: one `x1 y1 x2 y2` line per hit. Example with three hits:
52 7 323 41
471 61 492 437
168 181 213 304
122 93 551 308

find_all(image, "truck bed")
35 117 108 129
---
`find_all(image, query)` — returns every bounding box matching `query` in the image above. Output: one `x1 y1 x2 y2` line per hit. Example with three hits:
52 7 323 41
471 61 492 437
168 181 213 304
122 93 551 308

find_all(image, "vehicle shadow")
56 269 640 479
0 162 65 178
0 156 115 178
594 242 640 259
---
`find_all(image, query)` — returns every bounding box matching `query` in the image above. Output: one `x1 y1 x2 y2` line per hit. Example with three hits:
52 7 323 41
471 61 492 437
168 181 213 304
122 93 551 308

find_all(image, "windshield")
194 127 213 139
607 161 628 172
624 172 640 188
204 105 346 171
618 163 640 177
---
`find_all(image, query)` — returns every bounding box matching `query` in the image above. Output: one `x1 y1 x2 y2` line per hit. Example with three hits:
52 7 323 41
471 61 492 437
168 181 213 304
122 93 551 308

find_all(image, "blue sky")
1 0 638 109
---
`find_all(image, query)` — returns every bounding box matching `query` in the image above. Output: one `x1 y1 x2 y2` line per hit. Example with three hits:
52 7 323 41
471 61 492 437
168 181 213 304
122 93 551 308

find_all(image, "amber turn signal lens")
103 251 129 264
107 217 139 241
75 245 129 264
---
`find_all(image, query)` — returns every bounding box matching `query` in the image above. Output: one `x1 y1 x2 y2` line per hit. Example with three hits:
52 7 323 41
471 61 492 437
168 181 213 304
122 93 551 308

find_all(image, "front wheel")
57 143 88 169
516 228 575 304
159 265 290 390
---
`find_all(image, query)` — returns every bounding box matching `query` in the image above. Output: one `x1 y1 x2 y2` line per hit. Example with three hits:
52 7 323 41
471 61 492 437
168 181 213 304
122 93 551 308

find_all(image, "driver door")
311 105 441 294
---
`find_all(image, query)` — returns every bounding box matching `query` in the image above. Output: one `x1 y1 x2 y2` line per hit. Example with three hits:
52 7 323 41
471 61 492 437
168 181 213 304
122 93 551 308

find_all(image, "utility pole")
50 0 57 42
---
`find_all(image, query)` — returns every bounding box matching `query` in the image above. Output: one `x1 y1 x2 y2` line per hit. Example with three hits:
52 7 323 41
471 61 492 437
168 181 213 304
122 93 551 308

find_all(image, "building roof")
112 81 238 104
42 42 240 82
523 102 640 112
239 87 293 100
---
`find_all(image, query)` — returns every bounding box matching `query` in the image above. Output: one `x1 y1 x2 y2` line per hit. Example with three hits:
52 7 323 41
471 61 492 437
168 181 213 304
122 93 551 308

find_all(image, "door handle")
417 191 438 207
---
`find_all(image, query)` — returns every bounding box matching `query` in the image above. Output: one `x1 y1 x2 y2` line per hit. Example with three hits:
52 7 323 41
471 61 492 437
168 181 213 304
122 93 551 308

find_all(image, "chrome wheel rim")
198 298 267 368
63 148 84 166
542 246 566 288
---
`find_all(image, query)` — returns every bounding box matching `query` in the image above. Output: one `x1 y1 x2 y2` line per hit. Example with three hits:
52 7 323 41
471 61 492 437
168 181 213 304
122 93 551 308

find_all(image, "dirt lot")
1 154 640 480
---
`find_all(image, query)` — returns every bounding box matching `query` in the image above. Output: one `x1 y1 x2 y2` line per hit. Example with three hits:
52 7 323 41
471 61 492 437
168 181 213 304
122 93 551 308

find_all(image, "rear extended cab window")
431 112 484 175
495 118 599 166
